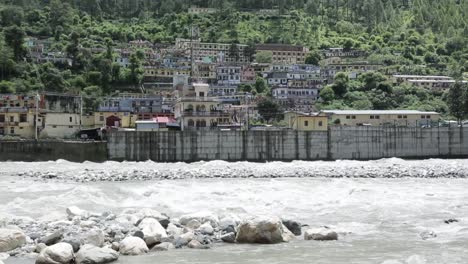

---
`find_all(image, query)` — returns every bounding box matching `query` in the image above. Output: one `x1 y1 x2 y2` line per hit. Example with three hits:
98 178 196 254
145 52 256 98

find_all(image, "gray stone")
66 206 89 219
185 219 201 230
132 231 144 240
179 212 219 228
220 232 236 243
39 231 63 246
158 219 170 229
80 229 105 247
151 242 175 252
75 244 119 264
138 218 167 247
62 238 81 253
35 243 47 253
236 217 295 244
197 222 214 235
420 230 437 240
119 237 148 256
187 240 210 249
174 232 194 248
282 220 302 236
0 228 26 252
304 228 338 241
35 243 74 264
111 242 119 252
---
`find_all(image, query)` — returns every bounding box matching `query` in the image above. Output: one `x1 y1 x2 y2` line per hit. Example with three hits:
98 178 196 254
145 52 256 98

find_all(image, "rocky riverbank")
6 158 468 183
0 206 338 264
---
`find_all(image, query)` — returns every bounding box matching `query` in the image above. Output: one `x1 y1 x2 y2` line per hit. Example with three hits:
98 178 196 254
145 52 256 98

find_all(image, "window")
9 116 14 122
421 115 426 119
352 116 356 119
370 115 375 119
304 121 309 127
69 126 73 128
99 116 104 122
19 127 23 130
346 115 351 119
69 117 73 122
426 115 431 119
398 115 403 119
403 115 407 119
375 115 380 119
319 121 323 126
10 127 14 134
52 125 57 128
0 115 4 122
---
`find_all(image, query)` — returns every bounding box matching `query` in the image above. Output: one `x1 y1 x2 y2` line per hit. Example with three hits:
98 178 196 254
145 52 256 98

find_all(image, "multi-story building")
321 110 441 127
256 44 310 64
322 58 382 82
175 38 249 63
174 83 236 130
42 113 82 139
217 65 242 85
194 62 217 83
266 72 288 86
322 48 367 58
392 75 466 91
241 66 256 84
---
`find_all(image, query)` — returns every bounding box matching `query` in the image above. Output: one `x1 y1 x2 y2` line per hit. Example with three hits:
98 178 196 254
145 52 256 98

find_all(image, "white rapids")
1 158 468 264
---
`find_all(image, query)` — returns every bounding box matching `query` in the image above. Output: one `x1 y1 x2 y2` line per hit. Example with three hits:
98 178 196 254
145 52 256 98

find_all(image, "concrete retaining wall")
107 127 468 162
0 140 108 162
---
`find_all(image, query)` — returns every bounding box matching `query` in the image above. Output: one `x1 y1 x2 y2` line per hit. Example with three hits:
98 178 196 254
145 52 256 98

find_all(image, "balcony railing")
183 111 230 117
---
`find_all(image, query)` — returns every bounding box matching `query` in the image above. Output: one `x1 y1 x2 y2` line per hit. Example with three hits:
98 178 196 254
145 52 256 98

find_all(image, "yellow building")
0 110 36 138
321 110 441 127
284 112 328 131
41 113 81 139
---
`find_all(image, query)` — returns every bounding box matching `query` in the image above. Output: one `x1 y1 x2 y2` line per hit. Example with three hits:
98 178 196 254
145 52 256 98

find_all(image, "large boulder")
220 233 236 243
304 228 338 241
119 237 148 256
282 220 302 236
166 223 183 237
80 229 105 247
236 217 294 244
179 212 219 227
35 242 74 264
138 218 167 247
66 206 90 219
75 244 119 264
0 228 26 252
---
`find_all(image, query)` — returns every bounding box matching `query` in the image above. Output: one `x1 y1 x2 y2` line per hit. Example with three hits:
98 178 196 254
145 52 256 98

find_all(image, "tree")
244 42 256 63
305 51 321 65
331 72 349 97
3 26 26 61
254 77 268 94
257 98 282 123
320 86 335 103
256 51 272 63
128 52 144 88
447 82 466 122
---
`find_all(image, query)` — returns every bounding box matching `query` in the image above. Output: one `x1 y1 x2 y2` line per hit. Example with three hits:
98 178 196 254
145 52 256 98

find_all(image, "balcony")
183 111 230 117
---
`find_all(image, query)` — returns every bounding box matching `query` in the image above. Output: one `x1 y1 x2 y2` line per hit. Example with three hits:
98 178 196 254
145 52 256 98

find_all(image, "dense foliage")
0 0 466 116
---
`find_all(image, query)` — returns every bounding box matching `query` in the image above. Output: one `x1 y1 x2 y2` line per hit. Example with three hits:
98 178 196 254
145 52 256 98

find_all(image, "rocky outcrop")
236 217 294 244
0 228 26 252
118 237 148 256
304 228 338 241
75 244 119 264
35 242 75 264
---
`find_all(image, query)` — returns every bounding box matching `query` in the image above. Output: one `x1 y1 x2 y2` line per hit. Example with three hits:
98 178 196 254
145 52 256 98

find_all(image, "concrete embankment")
0 140 107 162
0 127 467 162
108 127 468 162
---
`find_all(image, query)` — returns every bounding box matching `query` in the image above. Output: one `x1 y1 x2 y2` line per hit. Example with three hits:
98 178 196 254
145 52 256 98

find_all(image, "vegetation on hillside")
0 0 466 117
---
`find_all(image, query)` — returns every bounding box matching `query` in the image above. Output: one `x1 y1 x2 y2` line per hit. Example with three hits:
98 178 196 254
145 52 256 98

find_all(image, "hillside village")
2 36 463 139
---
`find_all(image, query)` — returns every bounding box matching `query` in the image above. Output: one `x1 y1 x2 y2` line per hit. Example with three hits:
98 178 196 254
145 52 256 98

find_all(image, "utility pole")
79 92 83 131
35 92 39 141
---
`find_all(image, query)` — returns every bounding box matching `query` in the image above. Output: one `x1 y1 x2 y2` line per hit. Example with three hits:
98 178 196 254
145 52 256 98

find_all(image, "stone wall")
0 140 107 162
107 127 468 162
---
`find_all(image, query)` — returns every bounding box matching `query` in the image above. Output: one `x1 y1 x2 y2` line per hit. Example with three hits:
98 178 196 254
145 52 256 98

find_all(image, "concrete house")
284 111 328 131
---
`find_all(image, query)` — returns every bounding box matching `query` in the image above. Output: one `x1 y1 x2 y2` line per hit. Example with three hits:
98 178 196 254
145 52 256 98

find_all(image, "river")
1 159 468 264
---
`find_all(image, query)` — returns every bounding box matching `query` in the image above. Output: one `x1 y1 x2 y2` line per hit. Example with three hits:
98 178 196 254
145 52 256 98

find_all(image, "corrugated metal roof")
321 110 440 115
